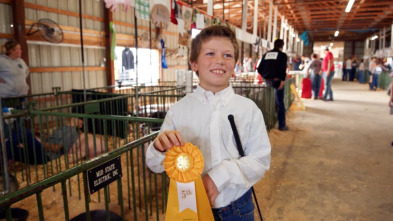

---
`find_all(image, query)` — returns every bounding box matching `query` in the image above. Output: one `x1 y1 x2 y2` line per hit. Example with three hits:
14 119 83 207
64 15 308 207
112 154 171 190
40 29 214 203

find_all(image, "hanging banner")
235 28 253 44
109 22 117 60
104 0 132 12
196 14 205 30
170 0 180 24
182 5 193 32
300 31 309 46
177 18 186 37
161 39 168 69
135 0 150 20
262 39 268 48
204 14 212 27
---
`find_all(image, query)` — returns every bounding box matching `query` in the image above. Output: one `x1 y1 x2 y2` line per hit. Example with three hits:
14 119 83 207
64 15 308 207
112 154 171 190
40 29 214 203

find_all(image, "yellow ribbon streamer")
164 143 214 221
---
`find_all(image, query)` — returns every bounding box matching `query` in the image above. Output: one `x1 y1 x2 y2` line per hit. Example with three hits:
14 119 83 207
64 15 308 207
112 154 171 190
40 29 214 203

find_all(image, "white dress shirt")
146 85 271 208
345 59 352 69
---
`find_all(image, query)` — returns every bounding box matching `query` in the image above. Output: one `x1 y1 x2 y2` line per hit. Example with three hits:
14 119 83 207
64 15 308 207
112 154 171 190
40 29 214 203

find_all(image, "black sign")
87 157 122 195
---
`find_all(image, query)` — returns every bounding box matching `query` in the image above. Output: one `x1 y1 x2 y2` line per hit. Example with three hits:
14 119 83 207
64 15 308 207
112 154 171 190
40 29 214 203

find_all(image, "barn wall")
0 0 189 94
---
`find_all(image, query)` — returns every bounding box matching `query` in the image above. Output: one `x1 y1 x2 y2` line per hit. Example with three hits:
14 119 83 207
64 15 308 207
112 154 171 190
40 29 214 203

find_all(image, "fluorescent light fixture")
334 31 339 37
345 0 355 13
330 42 334 47
370 35 378 40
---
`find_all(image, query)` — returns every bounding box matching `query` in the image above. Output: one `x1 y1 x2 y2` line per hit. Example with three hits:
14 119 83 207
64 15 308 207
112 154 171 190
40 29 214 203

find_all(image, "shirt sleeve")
145 110 174 173
207 104 271 192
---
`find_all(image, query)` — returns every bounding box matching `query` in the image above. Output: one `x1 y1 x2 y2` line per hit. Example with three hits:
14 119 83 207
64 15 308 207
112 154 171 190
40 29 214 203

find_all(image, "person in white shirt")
358 59 365 83
343 57 352 81
146 26 271 220
370 58 388 91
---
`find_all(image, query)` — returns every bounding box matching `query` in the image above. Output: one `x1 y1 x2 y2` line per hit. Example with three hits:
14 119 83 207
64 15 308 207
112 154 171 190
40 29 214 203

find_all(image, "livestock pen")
0 79 295 220
1 98 168 221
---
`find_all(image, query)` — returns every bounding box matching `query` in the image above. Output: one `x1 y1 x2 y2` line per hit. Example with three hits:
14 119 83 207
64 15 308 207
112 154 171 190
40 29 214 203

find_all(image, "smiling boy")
146 26 271 221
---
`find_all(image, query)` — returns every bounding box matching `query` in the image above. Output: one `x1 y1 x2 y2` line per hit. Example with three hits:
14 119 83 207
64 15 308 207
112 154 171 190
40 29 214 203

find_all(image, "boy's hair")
189 26 239 64
312 53 318 59
273 39 284 49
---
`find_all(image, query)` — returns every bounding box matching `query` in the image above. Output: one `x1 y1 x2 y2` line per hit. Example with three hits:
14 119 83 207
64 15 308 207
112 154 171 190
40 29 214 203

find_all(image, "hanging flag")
109 22 117 60
177 18 185 36
170 0 179 24
104 0 132 12
196 14 205 29
300 31 309 46
161 39 168 69
135 0 150 20
204 14 212 27
182 5 193 31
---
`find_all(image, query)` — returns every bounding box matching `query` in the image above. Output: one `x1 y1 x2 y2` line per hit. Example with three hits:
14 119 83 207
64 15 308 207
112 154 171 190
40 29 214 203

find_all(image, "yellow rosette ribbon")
164 143 214 221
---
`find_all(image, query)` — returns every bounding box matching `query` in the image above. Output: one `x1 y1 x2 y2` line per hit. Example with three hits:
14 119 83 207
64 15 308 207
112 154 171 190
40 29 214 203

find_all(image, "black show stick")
228 114 263 221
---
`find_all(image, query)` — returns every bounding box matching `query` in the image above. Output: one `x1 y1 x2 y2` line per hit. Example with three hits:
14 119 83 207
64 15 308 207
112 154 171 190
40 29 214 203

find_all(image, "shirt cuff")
146 143 167 173
207 164 231 193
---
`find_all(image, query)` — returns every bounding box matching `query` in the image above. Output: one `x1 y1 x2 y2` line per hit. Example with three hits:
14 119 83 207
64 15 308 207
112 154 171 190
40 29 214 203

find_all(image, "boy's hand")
202 174 218 207
153 130 184 152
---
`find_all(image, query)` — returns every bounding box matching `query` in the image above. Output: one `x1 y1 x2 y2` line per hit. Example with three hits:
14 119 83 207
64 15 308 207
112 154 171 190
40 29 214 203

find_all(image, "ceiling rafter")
187 0 391 42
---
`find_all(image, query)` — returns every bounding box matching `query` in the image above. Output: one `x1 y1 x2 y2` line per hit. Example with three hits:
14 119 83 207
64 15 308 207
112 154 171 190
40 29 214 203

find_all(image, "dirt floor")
255 79 393 221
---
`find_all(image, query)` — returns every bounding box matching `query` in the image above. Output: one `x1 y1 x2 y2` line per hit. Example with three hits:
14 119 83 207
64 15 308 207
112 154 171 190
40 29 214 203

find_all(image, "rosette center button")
176 153 193 172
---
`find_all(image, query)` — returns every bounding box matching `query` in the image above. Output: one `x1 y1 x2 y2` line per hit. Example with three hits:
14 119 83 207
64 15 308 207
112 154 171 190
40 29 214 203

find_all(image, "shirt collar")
193 85 234 106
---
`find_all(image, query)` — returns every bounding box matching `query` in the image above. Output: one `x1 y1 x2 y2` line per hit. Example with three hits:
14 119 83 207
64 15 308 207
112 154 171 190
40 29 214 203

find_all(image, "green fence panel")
378 71 392 90
0 78 300 220
0 127 167 221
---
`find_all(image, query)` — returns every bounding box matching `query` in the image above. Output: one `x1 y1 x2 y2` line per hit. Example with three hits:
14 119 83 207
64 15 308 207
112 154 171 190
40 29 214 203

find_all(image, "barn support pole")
104 5 115 89
391 23 393 49
78 0 87 102
267 0 273 43
272 5 277 41
241 0 248 31
253 0 258 36
280 16 284 39
133 7 139 117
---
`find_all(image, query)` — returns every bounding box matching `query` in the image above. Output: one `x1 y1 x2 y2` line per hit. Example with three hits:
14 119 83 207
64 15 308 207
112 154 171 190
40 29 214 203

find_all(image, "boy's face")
191 36 235 94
